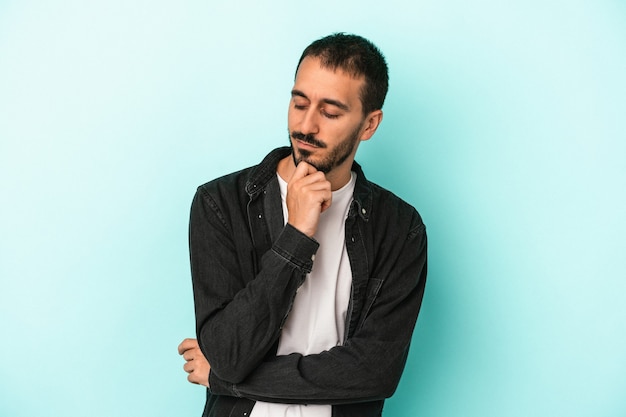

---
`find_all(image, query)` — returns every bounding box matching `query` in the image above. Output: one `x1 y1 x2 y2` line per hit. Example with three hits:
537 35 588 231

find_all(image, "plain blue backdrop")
1 1 625 416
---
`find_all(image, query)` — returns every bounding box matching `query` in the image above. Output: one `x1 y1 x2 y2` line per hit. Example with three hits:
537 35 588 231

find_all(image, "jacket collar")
350 161 372 222
245 147 291 197
246 147 372 222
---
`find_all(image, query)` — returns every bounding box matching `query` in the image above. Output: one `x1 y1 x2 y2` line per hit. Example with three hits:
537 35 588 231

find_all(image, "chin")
292 147 311 164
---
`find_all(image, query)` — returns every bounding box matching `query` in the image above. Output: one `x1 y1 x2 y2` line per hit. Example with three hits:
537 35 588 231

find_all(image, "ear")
359 110 383 142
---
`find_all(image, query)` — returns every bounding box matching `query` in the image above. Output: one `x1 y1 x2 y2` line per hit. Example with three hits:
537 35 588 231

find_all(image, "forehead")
293 56 364 110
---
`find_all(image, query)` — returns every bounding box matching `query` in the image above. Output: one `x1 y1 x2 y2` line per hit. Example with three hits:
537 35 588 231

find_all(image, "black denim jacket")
189 147 427 417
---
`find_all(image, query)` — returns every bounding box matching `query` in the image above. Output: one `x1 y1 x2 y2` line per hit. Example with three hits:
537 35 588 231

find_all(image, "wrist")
273 224 319 273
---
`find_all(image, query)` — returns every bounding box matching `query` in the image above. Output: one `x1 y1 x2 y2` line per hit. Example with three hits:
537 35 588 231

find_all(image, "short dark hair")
296 33 389 116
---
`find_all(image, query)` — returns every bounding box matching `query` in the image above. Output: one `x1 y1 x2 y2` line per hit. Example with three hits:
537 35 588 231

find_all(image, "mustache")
291 131 327 148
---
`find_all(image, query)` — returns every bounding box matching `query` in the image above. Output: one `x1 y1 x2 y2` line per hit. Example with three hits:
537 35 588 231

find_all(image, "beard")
288 125 363 174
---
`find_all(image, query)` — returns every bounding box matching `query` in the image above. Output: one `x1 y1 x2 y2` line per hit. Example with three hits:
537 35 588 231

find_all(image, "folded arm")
190 186 319 383
208 220 427 404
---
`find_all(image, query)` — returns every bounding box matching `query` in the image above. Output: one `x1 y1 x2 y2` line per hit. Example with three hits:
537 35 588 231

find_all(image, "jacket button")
361 208 367 215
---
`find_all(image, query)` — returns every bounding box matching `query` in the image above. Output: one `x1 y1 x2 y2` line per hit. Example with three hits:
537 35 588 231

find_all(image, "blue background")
1 1 625 416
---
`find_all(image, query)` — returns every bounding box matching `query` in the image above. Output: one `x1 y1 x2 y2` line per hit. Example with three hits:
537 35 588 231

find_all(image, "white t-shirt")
249 172 356 417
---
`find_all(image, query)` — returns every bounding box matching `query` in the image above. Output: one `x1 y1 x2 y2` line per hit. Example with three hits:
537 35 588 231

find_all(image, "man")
178 33 427 417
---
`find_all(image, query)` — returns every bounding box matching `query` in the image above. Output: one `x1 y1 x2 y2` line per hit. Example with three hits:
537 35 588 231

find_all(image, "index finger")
291 161 318 180
177 338 199 355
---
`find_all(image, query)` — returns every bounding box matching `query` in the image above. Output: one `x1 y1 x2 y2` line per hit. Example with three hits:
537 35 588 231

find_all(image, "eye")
292 96 309 111
322 110 340 119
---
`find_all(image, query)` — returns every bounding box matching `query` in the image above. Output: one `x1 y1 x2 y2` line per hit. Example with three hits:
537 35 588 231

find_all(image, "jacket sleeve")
190 186 319 384
208 215 428 404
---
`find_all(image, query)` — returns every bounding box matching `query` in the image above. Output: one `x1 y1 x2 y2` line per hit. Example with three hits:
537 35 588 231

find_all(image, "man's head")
288 34 387 181
296 33 389 116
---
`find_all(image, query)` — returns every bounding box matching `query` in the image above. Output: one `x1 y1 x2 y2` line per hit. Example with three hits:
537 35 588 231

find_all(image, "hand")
178 338 210 387
286 161 331 237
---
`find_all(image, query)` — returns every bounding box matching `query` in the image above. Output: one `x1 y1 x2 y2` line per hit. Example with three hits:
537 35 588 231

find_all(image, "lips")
296 139 319 150
291 131 326 149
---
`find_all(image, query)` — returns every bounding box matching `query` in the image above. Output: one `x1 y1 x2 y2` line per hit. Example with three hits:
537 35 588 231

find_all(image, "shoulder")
197 166 252 198
191 168 256 227
196 147 289 199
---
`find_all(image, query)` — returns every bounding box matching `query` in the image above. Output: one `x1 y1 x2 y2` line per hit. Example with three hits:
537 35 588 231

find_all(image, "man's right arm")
189 185 319 384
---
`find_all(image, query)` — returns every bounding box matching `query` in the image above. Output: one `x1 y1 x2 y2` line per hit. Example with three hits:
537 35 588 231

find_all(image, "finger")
187 373 202 385
183 349 198 361
320 195 332 212
291 161 318 180
183 361 194 373
177 338 198 355
187 369 210 387
288 173 329 195
300 176 331 191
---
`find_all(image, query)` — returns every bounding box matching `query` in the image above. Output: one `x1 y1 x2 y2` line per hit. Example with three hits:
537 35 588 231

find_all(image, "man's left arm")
208 218 427 404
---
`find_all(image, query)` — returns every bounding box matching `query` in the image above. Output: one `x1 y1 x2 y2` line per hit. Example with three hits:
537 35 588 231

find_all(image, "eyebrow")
291 89 350 112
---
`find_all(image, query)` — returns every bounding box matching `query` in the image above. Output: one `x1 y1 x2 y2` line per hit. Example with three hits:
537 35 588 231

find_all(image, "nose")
299 108 319 136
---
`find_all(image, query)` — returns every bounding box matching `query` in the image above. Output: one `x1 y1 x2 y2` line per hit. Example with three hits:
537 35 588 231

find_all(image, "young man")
178 33 427 417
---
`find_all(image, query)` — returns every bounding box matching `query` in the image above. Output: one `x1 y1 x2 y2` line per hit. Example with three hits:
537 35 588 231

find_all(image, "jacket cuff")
272 223 319 274
208 370 233 396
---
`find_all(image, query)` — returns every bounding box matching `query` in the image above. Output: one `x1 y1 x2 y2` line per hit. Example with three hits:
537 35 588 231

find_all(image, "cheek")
287 108 297 130
331 123 356 140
